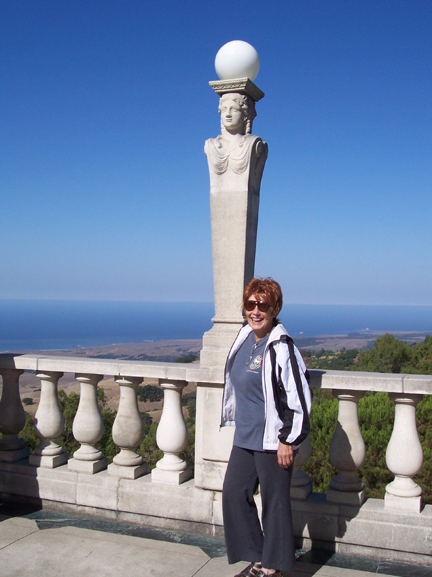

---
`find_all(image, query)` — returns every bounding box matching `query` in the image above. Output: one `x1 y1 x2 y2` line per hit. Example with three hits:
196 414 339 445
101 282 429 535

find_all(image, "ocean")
0 300 431 352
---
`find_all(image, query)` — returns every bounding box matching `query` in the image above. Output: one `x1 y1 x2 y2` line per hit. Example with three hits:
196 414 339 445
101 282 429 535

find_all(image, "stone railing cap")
1 354 431 392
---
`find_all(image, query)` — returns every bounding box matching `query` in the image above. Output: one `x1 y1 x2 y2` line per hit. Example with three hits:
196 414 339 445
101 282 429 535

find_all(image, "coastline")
8 330 430 359
4 331 430 418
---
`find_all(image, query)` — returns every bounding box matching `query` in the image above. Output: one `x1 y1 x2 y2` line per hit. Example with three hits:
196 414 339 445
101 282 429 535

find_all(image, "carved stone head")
218 93 257 135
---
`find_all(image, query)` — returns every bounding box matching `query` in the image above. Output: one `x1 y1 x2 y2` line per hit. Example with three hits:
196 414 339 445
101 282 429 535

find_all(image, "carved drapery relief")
205 135 267 176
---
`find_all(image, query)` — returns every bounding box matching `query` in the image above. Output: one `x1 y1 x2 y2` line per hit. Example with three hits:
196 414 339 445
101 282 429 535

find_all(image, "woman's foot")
255 570 282 577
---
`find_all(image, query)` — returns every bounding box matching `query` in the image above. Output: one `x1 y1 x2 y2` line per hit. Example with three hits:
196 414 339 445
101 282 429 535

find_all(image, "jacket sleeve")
270 339 311 447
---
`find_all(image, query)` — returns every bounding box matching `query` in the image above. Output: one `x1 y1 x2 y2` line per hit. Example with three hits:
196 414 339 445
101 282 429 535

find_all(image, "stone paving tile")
194 557 246 577
0 517 39 550
6 505 229 558
0 525 209 577
2 504 432 577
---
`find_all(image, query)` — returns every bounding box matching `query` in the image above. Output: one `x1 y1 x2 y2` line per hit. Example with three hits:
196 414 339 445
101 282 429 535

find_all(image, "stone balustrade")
0 353 431 564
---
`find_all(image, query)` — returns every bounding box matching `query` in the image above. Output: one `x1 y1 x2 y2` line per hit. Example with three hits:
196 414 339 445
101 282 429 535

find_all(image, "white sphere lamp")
215 40 260 81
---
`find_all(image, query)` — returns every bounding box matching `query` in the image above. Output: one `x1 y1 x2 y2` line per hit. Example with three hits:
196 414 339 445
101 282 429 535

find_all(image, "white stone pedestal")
0 446 29 463
200 82 267 369
385 491 422 513
200 323 244 370
29 452 68 468
326 487 366 506
108 461 148 480
151 464 192 485
68 456 108 474
291 480 312 501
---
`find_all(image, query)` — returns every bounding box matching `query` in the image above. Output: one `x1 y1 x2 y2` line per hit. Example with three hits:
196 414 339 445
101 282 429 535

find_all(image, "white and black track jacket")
221 322 312 451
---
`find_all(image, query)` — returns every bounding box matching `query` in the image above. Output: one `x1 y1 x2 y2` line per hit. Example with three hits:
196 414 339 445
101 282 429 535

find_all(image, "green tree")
357 333 411 373
57 389 80 456
182 391 196 420
358 392 395 498
137 385 163 402
407 335 432 374
19 413 39 452
305 348 359 370
415 394 432 504
304 389 338 492
180 424 195 474
138 423 163 469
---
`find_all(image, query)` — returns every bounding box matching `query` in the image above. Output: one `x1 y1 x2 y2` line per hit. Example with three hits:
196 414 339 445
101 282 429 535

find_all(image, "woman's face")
244 293 276 340
219 99 245 134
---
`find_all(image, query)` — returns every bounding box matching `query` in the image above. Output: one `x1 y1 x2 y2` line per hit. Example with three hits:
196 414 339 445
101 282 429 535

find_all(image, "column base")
107 462 148 479
68 456 107 474
385 492 422 513
29 452 68 469
291 479 312 501
326 487 366 506
151 466 192 485
200 321 244 369
0 447 30 463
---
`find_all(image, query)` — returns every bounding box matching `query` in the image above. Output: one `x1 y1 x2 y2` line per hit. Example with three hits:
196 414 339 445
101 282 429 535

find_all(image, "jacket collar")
234 321 290 350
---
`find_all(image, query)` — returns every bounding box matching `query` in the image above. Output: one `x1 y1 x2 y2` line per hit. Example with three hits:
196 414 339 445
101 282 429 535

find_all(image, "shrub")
176 354 198 363
304 389 338 493
137 384 163 403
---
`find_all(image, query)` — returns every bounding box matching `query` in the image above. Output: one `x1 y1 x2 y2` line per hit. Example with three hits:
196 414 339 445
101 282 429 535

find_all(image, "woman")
221 278 311 577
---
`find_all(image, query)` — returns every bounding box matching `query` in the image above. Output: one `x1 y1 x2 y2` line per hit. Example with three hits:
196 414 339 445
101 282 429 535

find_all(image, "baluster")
291 435 312 500
68 373 107 474
152 379 192 485
327 390 366 505
0 369 29 462
30 371 68 468
108 376 148 479
385 393 423 512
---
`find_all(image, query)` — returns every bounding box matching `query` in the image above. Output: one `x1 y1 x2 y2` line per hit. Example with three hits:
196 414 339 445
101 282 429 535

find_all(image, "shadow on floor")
1 501 432 576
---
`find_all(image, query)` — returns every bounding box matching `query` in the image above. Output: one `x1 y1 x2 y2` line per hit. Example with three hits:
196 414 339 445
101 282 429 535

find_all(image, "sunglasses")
244 300 271 313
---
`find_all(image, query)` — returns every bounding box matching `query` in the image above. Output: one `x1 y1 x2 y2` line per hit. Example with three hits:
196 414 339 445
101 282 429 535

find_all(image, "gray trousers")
222 445 295 571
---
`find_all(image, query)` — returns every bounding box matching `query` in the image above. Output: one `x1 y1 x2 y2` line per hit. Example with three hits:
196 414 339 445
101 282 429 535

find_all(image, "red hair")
243 277 283 318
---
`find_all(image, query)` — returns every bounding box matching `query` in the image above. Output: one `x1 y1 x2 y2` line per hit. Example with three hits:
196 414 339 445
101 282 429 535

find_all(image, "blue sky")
1 1 431 305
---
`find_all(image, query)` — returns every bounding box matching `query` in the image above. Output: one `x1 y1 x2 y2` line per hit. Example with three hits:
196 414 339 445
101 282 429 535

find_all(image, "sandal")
234 562 262 577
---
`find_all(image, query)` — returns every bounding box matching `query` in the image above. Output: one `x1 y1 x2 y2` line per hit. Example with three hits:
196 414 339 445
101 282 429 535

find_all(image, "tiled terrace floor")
0 504 431 577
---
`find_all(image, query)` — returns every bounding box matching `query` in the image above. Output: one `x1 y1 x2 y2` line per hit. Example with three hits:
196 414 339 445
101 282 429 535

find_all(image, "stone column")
68 373 107 474
0 368 29 462
385 393 423 512
152 379 192 485
291 436 312 500
327 390 366 506
29 371 68 468
108 376 148 479
200 79 267 369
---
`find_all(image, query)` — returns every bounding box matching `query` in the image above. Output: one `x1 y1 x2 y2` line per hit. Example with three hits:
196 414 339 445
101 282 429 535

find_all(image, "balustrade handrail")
0 351 430 517
0 352 431 394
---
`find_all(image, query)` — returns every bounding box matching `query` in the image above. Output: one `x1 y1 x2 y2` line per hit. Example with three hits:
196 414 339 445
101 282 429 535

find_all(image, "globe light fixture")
215 40 260 81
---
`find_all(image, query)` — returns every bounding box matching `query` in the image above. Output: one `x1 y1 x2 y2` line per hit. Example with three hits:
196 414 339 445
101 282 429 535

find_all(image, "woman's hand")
277 441 294 469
